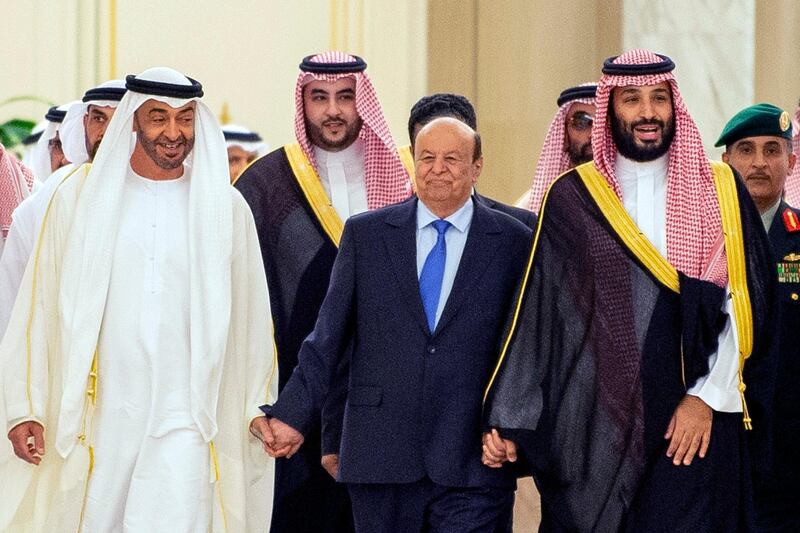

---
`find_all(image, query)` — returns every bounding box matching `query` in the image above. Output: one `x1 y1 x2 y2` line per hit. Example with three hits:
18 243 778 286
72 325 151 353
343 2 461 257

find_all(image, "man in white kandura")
0 67 277 532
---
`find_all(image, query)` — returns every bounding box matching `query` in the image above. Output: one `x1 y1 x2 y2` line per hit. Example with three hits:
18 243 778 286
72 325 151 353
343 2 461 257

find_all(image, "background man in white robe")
222 124 268 182
29 103 73 183
1 67 277 532
0 80 126 340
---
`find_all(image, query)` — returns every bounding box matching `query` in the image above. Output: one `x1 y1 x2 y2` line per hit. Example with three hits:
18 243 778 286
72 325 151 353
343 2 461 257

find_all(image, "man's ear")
722 151 729 164
473 156 483 182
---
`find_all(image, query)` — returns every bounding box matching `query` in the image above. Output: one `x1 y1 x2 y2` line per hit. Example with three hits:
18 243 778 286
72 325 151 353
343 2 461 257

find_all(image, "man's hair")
470 131 482 162
408 93 477 143
408 93 481 161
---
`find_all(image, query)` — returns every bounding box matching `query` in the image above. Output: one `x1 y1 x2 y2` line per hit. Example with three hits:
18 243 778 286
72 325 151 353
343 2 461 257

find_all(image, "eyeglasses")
567 113 594 132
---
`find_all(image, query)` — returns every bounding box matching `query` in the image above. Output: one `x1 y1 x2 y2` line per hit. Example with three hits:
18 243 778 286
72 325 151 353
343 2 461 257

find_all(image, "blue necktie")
419 219 451 333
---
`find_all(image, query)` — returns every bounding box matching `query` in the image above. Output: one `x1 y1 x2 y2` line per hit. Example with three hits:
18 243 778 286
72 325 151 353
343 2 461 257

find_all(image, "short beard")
568 141 592 167
610 106 675 162
305 117 362 151
87 139 102 161
137 132 194 169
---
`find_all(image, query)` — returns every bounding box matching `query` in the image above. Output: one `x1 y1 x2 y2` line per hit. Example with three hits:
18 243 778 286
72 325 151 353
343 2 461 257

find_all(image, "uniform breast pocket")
348 386 382 406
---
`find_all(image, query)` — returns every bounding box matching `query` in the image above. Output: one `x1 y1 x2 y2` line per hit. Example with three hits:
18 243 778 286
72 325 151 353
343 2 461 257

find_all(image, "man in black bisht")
234 51 411 533
483 49 777 531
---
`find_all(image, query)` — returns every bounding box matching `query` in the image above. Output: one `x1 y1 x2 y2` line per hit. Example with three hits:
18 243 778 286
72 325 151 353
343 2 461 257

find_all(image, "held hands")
8 421 45 465
481 428 517 468
249 416 304 458
664 394 713 466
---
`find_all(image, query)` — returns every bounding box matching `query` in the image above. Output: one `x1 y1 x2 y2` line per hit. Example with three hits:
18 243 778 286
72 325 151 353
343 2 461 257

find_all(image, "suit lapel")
383 198 430 334
434 201 502 335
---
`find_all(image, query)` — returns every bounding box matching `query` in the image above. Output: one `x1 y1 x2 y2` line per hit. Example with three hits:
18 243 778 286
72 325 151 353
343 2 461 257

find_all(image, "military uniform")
758 201 800 532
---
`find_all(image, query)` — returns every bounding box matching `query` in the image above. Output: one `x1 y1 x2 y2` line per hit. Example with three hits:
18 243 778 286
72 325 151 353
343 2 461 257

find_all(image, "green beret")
715 103 793 147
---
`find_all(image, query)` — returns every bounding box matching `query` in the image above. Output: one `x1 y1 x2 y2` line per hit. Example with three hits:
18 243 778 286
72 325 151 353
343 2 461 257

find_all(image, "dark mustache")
323 119 346 127
632 118 665 128
156 135 187 145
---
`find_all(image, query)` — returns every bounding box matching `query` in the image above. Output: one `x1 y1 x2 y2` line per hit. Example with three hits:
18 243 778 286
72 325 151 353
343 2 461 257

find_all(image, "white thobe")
616 154 741 412
313 139 368 221
82 168 211 532
0 163 79 338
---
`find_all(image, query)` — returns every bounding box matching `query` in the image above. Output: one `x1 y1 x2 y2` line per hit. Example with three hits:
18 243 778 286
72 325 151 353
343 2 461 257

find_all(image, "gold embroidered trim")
210 441 230 532
397 144 417 191
285 143 344 247
26 165 85 414
577 162 679 293
710 161 754 429
483 170 555 401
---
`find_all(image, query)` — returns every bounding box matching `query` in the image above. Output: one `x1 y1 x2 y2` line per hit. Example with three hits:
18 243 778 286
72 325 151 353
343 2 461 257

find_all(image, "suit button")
792 293 799 301
427 345 436 354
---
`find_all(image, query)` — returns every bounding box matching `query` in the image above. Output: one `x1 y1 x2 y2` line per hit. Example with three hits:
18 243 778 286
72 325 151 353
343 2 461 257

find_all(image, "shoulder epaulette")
782 208 800 233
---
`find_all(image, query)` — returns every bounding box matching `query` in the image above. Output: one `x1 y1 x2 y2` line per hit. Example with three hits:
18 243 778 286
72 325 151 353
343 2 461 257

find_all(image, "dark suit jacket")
475 192 537 229
766 201 800 485
267 197 532 488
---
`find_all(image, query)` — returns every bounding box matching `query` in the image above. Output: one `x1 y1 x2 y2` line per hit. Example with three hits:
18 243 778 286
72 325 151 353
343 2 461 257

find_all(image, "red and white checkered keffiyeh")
0 144 35 238
594 49 727 287
527 83 596 212
783 103 800 207
294 51 411 209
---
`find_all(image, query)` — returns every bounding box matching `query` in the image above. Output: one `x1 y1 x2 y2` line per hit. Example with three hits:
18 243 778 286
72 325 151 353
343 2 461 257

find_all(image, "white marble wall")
623 0 755 157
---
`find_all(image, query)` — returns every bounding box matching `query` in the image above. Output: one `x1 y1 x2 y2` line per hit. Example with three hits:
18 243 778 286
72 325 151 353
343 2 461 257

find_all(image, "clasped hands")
249 416 304 458
481 394 713 468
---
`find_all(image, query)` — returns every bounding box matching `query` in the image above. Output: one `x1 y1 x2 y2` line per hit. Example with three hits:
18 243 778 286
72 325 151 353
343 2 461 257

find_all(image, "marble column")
622 0 755 156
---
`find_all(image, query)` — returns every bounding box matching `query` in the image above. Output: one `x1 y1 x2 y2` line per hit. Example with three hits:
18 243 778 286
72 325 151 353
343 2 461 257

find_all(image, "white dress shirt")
416 197 474 330
313 139 368 221
616 154 741 412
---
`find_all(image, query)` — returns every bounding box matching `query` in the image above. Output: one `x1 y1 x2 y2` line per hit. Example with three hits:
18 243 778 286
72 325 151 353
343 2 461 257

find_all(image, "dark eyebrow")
734 140 755 148
309 88 332 96
335 88 355 96
619 88 640 96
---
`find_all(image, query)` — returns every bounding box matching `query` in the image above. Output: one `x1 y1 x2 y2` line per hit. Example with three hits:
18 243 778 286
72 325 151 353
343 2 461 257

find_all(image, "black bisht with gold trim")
484 161 777 531
235 145 354 533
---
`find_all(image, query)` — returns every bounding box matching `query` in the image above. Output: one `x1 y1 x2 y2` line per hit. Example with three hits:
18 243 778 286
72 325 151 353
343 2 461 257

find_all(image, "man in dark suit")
259 117 532 532
717 103 800 532
400 93 536 229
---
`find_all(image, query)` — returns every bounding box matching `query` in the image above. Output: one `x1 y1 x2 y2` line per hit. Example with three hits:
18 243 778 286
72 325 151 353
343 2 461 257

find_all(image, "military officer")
717 103 800 532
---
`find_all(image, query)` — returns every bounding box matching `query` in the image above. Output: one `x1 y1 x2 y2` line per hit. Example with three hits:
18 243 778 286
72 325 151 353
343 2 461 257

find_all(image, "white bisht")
0 80 126 339
0 67 278 532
